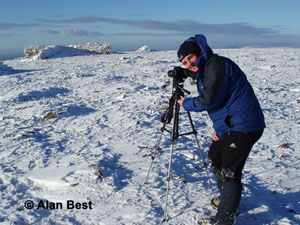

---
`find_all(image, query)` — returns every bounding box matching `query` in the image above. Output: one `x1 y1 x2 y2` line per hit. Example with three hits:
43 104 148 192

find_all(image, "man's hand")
177 97 185 107
212 131 220 141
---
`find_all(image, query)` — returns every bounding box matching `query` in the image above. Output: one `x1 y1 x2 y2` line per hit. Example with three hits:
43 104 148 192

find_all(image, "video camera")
167 66 188 83
167 66 191 99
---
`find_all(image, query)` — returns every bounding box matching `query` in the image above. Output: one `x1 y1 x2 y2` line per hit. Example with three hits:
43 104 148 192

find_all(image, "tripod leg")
163 102 180 221
144 124 166 184
163 141 175 221
193 133 214 189
187 111 214 190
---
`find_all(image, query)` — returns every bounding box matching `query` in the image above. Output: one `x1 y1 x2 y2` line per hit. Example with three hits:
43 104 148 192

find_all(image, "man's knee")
220 168 241 183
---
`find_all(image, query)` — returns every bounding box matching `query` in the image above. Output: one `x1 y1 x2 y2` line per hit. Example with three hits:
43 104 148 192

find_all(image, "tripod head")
167 66 191 100
161 66 191 124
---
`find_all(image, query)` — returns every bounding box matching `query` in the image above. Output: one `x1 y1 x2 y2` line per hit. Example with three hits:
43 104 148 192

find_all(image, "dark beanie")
177 41 201 61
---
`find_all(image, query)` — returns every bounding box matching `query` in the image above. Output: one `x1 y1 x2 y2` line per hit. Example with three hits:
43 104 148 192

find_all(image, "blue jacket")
182 35 265 138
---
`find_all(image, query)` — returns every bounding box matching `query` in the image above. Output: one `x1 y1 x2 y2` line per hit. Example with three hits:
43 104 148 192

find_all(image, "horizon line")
1 44 300 61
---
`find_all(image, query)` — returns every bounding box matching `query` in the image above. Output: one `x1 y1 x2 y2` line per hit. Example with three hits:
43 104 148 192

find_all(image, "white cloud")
65 29 103 37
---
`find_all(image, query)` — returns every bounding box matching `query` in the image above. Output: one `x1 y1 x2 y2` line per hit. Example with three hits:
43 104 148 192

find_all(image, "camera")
167 66 191 98
167 66 188 83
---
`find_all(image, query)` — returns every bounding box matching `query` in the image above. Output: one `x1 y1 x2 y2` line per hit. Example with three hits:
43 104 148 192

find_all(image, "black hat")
177 41 201 61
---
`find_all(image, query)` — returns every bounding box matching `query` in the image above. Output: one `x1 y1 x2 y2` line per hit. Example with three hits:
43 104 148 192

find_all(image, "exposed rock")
43 112 58 120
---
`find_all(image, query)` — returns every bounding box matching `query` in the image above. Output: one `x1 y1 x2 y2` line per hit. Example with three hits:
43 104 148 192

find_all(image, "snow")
0 48 300 225
136 45 151 53
24 43 110 60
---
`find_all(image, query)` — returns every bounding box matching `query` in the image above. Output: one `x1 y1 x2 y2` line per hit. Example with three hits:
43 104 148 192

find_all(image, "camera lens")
168 70 175 77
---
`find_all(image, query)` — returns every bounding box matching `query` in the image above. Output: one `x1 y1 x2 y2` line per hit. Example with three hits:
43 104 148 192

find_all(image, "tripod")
144 79 214 221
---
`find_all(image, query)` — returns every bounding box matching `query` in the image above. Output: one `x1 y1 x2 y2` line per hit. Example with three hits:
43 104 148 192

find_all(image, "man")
177 34 265 225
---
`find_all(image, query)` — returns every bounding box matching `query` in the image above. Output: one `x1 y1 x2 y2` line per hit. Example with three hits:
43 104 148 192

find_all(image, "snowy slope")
0 48 299 225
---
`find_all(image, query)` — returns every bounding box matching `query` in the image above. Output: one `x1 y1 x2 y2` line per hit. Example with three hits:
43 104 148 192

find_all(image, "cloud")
108 32 187 36
32 16 300 47
0 22 39 30
0 33 21 37
36 17 113 24
43 28 61 34
35 16 278 36
65 29 103 37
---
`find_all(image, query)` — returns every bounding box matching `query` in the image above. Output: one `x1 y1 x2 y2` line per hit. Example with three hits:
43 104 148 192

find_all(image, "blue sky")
1 0 300 60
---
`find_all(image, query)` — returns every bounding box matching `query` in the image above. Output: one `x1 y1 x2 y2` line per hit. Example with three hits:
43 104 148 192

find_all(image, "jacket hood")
183 34 213 78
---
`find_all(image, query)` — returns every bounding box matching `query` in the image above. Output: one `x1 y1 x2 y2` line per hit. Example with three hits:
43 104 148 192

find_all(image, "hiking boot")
211 196 221 208
198 216 235 225
211 196 239 216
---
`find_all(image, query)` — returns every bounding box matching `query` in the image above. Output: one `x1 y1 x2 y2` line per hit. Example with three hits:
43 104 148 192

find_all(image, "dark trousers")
208 130 263 223
208 130 263 181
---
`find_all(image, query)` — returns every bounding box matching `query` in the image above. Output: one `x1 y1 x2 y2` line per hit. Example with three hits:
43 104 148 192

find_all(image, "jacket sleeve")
182 57 229 112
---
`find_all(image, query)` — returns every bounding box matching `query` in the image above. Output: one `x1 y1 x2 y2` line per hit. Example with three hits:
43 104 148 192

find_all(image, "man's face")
182 53 199 73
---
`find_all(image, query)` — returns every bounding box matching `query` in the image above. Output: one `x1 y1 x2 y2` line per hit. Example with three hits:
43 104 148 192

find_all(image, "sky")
1 0 300 60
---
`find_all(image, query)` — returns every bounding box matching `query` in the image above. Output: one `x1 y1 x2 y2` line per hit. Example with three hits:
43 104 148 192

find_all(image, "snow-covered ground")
0 48 299 225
